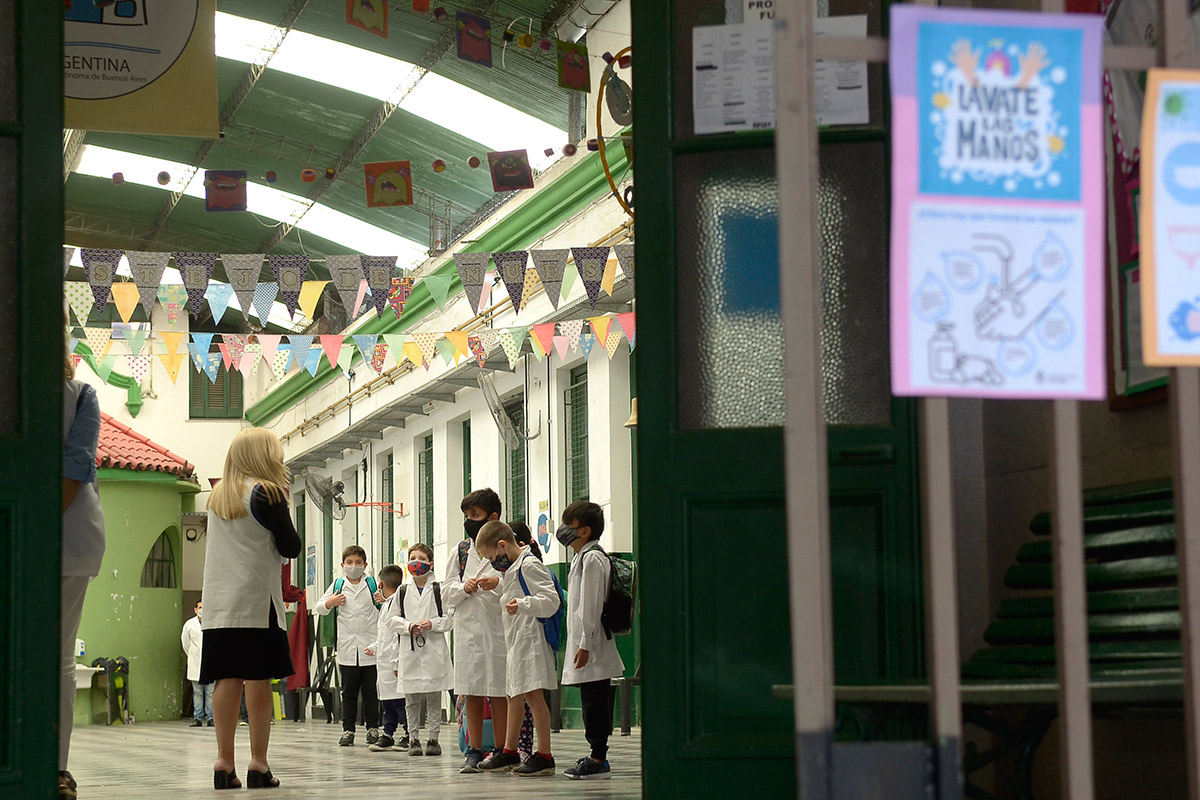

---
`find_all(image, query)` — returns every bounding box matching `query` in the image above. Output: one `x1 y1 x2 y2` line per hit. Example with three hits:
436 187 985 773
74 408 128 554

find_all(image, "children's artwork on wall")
347 0 387 38
557 39 590 92
364 161 413 207
456 12 492 67
488 149 535 192
204 170 247 212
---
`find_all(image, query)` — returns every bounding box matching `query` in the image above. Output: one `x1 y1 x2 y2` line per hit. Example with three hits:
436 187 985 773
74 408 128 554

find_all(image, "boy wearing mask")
558 502 625 779
366 565 408 752
387 543 454 756
442 488 508 774
475 521 561 777
316 545 382 746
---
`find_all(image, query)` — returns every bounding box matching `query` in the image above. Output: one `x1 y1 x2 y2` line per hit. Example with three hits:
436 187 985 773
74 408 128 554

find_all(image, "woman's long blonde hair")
210 428 291 520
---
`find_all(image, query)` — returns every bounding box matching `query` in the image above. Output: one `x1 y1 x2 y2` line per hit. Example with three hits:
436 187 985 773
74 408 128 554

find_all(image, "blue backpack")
332 575 381 609
516 563 566 652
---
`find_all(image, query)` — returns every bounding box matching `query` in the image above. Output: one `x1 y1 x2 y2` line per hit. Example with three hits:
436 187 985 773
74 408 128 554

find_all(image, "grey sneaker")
425 740 442 757
408 738 423 756
368 734 394 752
459 748 485 773
513 753 556 777
479 750 521 772
564 757 611 780
365 727 382 745
339 731 355 746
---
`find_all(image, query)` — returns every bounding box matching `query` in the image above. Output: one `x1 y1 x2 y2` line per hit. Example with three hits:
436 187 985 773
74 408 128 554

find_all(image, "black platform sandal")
213 769 241 790
246 769 279 789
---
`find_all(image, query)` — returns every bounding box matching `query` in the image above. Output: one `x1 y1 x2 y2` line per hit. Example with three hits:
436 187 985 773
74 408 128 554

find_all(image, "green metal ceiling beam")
244 142 630 426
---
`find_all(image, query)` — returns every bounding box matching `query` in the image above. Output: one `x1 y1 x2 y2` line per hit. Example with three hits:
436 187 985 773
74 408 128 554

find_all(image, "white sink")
74 663 102 690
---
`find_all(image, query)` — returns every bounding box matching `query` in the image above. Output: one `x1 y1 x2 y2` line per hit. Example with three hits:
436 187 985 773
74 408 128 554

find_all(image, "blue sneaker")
564 757 611 780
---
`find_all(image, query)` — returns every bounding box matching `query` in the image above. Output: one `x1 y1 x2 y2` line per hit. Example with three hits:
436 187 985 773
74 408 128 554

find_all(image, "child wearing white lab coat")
475 522 561 778
388 543 454 756
366 565 408 751
558 502 625 780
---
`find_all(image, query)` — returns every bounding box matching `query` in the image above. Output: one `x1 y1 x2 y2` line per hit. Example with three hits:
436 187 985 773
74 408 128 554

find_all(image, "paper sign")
692 24 775 135
814 15 869 126
889 7 1105 399
1139 71 1200 365
364 161 412 207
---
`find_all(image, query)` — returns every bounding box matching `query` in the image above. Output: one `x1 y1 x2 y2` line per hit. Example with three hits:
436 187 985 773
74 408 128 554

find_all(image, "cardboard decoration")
204 170 248 212
456 12 493 67
557 39 591 92
488 149 535 192
364 161 413 207
347 0 387 38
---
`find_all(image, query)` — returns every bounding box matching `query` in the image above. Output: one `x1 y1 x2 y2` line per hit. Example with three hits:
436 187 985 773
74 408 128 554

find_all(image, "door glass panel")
0 137 16 434
675 142 891 430
0 0 13 121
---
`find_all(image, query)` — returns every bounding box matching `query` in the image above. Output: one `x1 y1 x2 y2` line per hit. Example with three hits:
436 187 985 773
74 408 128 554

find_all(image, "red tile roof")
98 413 195 478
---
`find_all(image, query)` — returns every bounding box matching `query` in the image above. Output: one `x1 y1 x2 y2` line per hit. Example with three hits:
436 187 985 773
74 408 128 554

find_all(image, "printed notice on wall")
889 6 1106 399
1139 71 1200 366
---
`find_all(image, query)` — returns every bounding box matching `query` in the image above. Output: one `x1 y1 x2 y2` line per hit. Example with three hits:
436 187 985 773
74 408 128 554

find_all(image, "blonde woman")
202 428 301 789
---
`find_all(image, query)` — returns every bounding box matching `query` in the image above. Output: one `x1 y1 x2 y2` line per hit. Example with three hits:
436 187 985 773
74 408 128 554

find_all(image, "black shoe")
459 748 485 773
394 735 410 750
339 731 355 747
479 750 520 772
425 740 442 757
58 770 78 800
206 718 215 727
368 734 395 752
190 719 204 727
365 727 382 745
513 753 556 777
564 757 611 780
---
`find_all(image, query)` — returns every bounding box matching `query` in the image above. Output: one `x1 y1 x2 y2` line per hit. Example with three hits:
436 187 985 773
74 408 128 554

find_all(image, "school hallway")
68 719 643 799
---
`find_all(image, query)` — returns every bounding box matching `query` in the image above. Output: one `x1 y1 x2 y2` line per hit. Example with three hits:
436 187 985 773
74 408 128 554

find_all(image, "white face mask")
343 565 365 580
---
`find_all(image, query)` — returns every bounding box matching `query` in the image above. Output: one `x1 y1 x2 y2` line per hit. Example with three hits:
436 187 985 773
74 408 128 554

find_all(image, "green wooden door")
1 2 64 797
633 3 920 795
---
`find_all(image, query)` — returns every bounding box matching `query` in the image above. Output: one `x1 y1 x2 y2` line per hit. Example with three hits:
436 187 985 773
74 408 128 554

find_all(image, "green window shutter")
565 365 589 502
419 434 434 546
189 358 205 418
381 455 394 564
462 419 472 495
206 366 226 419
505 399 527 526
227 369 244 417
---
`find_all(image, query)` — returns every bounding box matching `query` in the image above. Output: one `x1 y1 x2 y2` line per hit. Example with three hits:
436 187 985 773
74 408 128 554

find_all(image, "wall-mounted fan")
304 470 347 520
478 372 541 451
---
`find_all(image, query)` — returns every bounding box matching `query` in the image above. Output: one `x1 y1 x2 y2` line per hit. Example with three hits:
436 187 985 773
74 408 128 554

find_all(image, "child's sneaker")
394 735 410 750
408 739 423 756
338 731 354 747
368 734 394 752
365 727 382 745
425 740 442 757
513 753 556 777
564 757 611 780
459 748 485 773
478 750 520 772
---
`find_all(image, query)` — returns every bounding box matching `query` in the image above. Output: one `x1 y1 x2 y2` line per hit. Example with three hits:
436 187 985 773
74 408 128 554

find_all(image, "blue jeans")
381 698 407 737
192 680 214 721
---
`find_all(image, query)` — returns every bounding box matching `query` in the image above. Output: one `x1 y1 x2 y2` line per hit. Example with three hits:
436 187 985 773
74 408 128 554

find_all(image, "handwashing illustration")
970 233 1068 342
927 322 1005 386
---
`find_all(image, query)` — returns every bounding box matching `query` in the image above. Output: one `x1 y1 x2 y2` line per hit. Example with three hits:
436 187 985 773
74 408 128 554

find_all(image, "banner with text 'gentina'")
889 7 1105 400
64 0 218 138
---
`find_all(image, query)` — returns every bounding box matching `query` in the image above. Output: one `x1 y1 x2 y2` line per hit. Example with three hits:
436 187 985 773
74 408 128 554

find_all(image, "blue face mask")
490 550 514 572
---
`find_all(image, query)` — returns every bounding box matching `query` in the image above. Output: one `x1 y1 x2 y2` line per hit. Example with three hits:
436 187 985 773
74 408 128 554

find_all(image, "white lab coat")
500 549 561 697
442 539 507 696
181 615 204 683
561 542 625 685
62 379 105 578
368 592 404 700
315 577 379 666
387 579 454 695
202 487 287 632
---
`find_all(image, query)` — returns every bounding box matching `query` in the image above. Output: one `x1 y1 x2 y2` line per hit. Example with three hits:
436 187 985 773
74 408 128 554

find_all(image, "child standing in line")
442 489 509 774
315 545 382 747
557 502 625 780
366 565 408 752
475 522 561 777
388 543 454 757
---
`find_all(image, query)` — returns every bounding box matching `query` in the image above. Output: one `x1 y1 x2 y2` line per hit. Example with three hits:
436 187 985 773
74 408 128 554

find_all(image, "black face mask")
464 518 486 541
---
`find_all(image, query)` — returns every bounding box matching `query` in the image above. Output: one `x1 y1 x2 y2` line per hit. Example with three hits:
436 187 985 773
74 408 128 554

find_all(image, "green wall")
75 470 197 724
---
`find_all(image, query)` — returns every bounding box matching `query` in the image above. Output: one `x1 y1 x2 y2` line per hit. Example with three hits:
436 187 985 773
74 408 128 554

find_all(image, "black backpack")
592 547 637 638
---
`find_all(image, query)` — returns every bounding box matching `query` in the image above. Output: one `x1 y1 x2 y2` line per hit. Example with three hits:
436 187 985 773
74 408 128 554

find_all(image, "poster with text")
1139 71 1200 366
889 6 1105 399
64 0 218 138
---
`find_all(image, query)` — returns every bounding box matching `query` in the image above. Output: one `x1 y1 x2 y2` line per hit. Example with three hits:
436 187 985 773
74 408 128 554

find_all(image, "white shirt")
442 539 507 697
316 576 379 666
499 549 560 697
387 578 455 694
181 615 204 683
368 592 404 700
561 542 625 685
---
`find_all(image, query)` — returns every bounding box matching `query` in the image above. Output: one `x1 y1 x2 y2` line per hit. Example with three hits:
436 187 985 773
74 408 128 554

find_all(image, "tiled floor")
68 718 643 799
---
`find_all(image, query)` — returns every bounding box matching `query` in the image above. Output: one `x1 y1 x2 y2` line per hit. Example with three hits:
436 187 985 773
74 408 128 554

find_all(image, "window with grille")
505 398 527 526
418 434 434 546
565 365 589 503
462 419 472 496
381 454 394 564
188 348 244 419
140 530 177 589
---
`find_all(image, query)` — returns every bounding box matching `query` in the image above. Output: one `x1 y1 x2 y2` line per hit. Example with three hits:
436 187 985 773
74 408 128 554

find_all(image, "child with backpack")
315 545 383 747
387 543 454 756
474 521 562 777
557 502 626 780
366 565 408 752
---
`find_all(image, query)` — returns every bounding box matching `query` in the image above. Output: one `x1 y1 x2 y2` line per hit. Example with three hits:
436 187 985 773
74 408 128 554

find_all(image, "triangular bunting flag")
190 332 216 356
454 252 490 314
110 283 140 323
320 335 344 368
158 285 188 325
529 340 546 362
571 247 610 309
559 319 583 352
81 248 123 313
64 246 76 277
530 249 568 310
159 330 186 356
175 252 218 320
480 268 498 309
304 346 323 376
269 254 309 318
435 337 460 366
383 334 407 368
256 334 282 366
493 251 529 314
240 342 262 377
498 327 528 365
95 354 119 383
614 243 635 289
402 341 426 369
286 335 313 365
157 351 186 383
389 276 414 317
580 331 597 358
370 343 389 374
468 334 489 368
221 254 264 322
65 282 96 328
361 256 396 319
561 257 578 299
520 266 541 311
224 334 248 370
325 255 363 319
205 283 237 324
199 352 222 384
553 335 570 361
271 347 291 381
353 279 369 318
531 323 555 357
125 354 151 385
83 326 113 358
410 332 440 366
298 280 328 321
589 316 612 344
424 274 453 312
605 328 624 359
126 251 170 319
616 312 636 349
444 331 470 360
68 337 80 355
601 256 619 297
338 342 356 378
217 343 232 371
124 328 149 357
353 334 378 364
253 283 279 323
